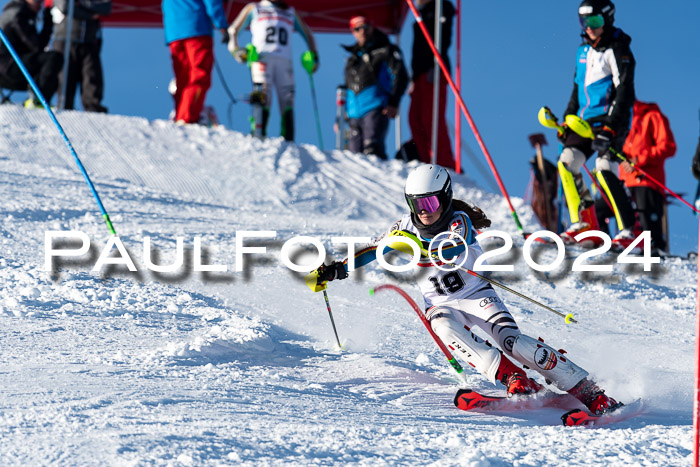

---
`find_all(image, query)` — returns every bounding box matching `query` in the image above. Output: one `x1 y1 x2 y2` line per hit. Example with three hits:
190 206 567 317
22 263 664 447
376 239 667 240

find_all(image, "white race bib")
250 4 295 59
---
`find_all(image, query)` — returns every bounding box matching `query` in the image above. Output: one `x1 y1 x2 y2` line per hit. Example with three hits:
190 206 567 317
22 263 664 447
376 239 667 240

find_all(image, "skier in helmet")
312 164 622 415
556 0 637 250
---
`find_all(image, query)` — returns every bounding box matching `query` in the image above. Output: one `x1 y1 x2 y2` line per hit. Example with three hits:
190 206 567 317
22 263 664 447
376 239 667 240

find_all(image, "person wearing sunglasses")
341 15 408 160
312 164 622 416
555 0 637 252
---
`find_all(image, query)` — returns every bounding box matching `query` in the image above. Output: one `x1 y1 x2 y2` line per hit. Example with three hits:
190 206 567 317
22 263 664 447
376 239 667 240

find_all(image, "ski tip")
453 389 474 409
368 288 375 296
562 409 590 426
454 388 474 398
562 399 641 427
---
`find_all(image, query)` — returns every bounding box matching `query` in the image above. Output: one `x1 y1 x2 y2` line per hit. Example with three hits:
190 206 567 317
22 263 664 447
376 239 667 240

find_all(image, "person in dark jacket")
0 0 63 106
343 15 408 160
556 0 637 251
51 0 111 112
408 0 455 169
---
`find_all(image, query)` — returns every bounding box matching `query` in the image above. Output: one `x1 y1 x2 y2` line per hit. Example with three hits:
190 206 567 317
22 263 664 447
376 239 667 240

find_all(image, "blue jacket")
343 30 408 119
564 27 635 133
162 0 228 44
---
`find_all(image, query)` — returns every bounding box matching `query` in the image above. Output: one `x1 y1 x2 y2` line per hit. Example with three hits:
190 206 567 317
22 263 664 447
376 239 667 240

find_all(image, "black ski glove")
592 127 614 155
556 123 571 144
43 6 52 24
220 29 230 44
317 261 348 282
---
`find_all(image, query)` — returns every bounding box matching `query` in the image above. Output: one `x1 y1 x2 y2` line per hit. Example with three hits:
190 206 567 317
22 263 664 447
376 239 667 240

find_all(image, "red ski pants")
169 36 214 124
408 72 455 169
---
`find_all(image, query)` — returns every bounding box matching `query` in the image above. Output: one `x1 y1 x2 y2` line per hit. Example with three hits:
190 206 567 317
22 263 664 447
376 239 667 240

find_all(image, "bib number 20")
265 27 288 45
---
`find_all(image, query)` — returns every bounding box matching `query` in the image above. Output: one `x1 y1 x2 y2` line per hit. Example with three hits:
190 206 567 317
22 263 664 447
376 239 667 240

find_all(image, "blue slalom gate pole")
0 28 115 235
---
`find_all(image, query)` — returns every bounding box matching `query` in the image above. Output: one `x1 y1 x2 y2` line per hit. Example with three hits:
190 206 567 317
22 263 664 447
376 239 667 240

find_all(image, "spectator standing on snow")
0 0 63 107
162 0 228 125
556 0 637 251
408 0 455 169
596 100 676 255
342 15 408 160
227 0 318 141
51 0 111 113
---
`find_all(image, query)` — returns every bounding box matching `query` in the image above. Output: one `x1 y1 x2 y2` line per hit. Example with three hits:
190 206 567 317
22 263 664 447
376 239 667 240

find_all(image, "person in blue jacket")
342 15 408 160
557 0 637 251
162 0 228 124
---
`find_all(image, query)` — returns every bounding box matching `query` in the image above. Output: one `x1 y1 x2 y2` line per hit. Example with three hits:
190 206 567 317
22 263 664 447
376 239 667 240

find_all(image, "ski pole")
214 59 237 128
214 60 237 105
322 290 342 349
0 28 115 235
301 51 324 150
387 231 577 324
582 165 614 214
304 269 342 349
565 114 700 215
370 284 464 375
557 172 564 234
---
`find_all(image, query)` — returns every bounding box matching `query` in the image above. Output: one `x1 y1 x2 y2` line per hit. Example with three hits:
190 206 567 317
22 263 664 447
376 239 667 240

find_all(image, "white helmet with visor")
404 164 453 215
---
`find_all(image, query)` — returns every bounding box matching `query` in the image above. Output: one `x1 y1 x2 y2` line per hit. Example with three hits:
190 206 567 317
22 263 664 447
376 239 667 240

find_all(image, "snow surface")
0 106 695 465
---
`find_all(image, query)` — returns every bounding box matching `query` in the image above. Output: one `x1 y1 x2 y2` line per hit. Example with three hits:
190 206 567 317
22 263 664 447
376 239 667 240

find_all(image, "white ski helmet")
404 164 452 214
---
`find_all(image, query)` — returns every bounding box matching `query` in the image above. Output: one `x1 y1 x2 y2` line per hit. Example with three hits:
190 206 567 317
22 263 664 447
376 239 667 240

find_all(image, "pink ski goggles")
408 195 441 214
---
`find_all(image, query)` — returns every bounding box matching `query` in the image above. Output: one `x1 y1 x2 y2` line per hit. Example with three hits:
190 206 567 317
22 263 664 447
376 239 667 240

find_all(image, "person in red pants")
408 0 455 169
162 0 229 125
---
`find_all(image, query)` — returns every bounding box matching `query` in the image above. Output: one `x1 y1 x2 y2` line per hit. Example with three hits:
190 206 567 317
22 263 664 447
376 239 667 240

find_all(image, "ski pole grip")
301 50 316 75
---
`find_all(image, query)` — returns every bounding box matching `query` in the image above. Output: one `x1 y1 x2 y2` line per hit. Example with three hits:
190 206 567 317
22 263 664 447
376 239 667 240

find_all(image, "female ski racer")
313 164 620 415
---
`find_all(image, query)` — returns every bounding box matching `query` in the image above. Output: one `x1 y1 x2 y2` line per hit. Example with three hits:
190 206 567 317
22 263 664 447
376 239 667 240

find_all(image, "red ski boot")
612 228 641 253
560 221 591 244
561 205 602 247
497 354 543 397
568 378 622 415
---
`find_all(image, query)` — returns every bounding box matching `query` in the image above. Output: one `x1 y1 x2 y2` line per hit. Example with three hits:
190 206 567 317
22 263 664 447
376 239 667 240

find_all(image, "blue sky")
3 0 700 255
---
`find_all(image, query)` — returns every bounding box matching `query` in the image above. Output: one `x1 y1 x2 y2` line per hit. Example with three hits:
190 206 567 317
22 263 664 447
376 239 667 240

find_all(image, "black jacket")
692 137 700 181
564 26 636 134
342 29 409 109
53 0 111 43
412 0 454 79
0 1 52 74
